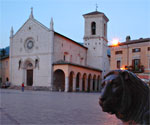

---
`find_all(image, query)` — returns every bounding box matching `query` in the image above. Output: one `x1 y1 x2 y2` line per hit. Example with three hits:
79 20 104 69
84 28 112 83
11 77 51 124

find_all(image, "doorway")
27 69 33 86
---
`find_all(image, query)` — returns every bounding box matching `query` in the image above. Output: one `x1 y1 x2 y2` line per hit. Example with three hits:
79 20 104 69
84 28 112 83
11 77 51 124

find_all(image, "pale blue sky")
0 0 150 48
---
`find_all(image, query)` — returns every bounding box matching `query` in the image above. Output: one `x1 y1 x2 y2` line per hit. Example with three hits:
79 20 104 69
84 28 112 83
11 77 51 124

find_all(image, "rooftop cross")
29 7 34 18
96 3 98 11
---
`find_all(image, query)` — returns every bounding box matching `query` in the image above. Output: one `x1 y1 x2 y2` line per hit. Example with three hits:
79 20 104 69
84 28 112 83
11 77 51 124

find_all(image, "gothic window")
91 22 96 35
35 59 39 68
18 60 21 69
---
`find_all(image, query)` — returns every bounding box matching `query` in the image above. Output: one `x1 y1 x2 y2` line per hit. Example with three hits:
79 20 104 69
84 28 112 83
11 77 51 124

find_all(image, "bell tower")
83 10 109 76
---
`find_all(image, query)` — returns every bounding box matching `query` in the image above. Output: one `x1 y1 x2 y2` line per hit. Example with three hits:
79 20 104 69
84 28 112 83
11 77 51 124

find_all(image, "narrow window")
104 24 106 37
64 55 66 61
117 60 121 69
91 22 96 35
148 47 150 51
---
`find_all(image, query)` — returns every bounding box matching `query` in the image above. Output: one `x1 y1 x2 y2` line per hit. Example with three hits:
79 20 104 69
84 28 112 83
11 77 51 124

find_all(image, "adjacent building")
8 9 110 92
109 36 150 80
0 47 9 86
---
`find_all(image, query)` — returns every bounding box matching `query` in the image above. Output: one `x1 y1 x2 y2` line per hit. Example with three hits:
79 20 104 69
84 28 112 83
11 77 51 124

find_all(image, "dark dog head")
99 71 124 114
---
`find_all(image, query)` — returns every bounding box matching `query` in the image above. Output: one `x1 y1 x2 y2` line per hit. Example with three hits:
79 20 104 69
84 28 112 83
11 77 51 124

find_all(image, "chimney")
126 36 131 41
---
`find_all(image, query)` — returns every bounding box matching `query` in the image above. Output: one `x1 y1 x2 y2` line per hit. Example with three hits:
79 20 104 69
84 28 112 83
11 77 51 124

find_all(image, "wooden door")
27 70 33 86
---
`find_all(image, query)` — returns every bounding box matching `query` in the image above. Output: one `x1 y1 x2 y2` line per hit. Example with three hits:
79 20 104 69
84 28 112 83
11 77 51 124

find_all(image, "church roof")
83 11 104 16
53 60 102 72
83 11 109 22
54 32 87 49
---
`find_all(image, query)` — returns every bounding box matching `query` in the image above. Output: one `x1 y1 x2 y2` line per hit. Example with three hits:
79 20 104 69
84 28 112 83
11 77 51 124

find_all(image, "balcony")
125 65 144 73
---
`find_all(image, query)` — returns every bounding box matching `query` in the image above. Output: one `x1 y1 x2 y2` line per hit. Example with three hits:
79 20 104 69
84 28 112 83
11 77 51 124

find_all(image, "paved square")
0 89 122 125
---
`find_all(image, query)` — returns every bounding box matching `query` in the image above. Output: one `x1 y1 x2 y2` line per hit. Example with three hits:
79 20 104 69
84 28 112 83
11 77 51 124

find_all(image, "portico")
53 61 102 92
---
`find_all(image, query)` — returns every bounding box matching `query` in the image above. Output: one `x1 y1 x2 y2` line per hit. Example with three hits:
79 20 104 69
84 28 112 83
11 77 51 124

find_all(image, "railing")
125 65 144 73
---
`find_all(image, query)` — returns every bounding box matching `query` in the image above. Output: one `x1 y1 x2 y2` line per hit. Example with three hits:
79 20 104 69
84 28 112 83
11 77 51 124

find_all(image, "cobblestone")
0 89 122 125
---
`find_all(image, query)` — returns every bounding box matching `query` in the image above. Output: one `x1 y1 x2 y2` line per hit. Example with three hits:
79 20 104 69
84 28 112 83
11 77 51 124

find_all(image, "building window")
91 22 96 35
117 60 121 69
132 59 140 71
104 24 106 37
148 47 150 51
132 48 141 52
64 55 66 61
70 55 72 62
115 51 123 55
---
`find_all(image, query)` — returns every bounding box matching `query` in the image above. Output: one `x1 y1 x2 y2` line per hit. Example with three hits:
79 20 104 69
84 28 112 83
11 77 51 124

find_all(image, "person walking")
22 82 24 92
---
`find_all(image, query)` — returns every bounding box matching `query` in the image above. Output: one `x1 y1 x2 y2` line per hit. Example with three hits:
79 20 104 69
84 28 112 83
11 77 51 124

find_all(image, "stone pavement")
0 89 122 125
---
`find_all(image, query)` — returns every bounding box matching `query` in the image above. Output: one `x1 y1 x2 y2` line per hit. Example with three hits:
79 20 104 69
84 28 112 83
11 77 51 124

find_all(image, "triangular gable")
13 17 50 38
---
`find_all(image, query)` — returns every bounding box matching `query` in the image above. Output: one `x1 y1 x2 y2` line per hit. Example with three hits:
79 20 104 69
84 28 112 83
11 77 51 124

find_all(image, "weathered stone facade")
9 9 110 92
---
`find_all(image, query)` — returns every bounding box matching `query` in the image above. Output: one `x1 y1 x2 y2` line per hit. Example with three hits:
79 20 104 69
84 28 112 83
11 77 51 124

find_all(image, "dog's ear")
121 70 129 80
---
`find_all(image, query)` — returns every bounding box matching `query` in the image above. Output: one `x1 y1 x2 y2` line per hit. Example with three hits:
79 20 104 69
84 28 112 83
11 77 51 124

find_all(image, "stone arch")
69 71 75 92
53 69 65 91
23 58 35 69
76 72 81 92
82 73 87 92
87 74 92 92
93 75 96 91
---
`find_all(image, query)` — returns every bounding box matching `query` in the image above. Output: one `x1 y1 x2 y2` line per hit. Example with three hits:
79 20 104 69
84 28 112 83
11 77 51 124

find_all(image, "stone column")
79 78 82 92
65 77 69 92
95 80 98 92
73 77 76 92
90 79 93 92
85 78 88 92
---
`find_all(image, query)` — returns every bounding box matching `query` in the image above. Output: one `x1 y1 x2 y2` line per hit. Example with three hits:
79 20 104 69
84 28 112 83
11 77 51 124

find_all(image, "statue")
99 70 150 124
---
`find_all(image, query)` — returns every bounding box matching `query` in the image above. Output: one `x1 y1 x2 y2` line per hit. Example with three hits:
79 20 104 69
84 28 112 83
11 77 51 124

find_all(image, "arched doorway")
26 62 33 86
69 71 74 92
76 72 81 92
53 69 65 91
87 74 91 92
93 75 96 91
82 73 87 92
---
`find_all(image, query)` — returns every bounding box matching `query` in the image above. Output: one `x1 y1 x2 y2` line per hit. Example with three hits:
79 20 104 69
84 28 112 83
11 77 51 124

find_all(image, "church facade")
9 9 109 92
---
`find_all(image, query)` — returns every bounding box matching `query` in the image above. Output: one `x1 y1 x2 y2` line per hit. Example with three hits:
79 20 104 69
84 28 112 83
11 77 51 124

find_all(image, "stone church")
9 8 109 92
